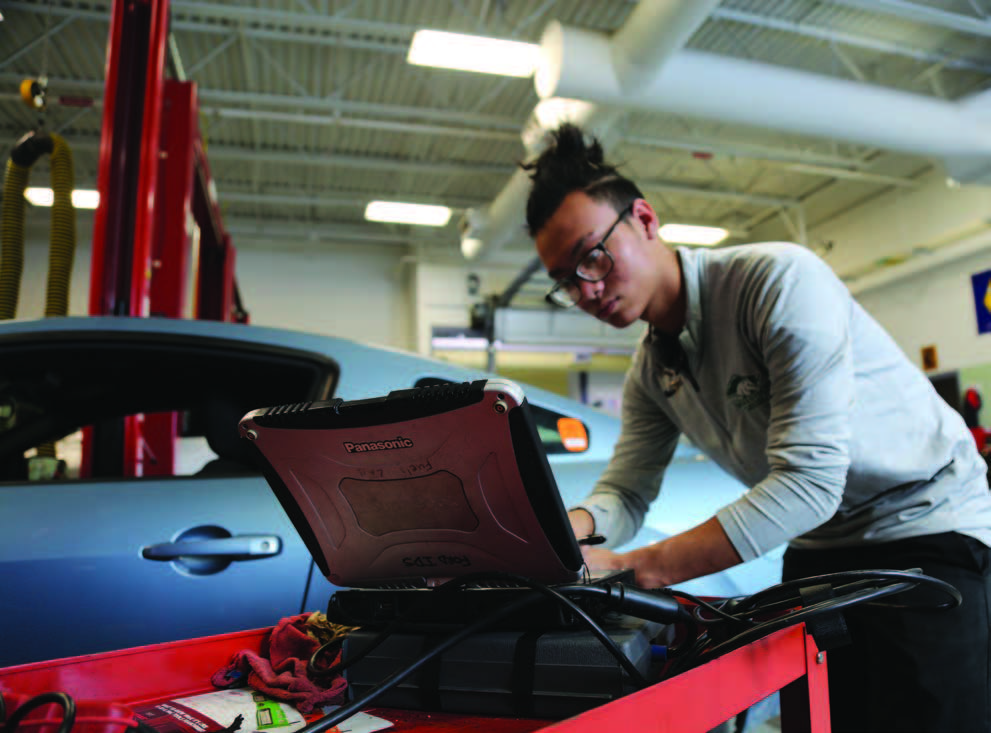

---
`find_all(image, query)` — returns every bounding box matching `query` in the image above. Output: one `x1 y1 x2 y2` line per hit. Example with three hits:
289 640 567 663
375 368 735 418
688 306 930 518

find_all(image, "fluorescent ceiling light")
25 187 100 210
659 223 729 247
365 201 452 227
407 30 539 77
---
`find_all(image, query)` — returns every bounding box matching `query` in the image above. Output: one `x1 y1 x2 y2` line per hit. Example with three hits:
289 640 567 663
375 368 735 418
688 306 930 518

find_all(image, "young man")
523 123 991 732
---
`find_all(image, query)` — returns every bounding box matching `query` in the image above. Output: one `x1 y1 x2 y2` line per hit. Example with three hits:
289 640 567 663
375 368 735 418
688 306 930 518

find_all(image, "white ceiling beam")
826 0 991 37
623 134 880 170
10 0 991 74
0 16 75 70
213 109 521 143
4 134 515 177
221 191 487 210
711 7 991 74
205 146 516 177
641 180 798 208
226 221 458 249
3 1 414 53
170 1 415 40
781 163 921 187
0 73 522 130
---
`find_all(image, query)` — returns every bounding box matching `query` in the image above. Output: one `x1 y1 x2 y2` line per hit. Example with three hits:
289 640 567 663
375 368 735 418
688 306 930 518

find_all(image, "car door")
1 473 312 666
0 329 338 667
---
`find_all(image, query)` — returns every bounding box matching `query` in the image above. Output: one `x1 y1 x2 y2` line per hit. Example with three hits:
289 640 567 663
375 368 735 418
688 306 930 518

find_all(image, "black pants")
782 533 991 733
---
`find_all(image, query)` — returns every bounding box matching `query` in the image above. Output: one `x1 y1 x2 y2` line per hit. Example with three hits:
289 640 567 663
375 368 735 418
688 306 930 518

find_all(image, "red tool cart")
0 621 829 733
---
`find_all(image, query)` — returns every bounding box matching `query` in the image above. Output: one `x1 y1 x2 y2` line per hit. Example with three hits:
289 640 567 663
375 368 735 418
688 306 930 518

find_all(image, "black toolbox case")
342 614 665 719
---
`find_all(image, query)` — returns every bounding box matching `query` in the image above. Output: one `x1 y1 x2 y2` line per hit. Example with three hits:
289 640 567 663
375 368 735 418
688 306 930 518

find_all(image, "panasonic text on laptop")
238 379 584 588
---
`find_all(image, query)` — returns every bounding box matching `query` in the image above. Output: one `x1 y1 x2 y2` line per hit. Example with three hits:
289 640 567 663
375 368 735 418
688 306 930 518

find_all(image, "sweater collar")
645 247 704 372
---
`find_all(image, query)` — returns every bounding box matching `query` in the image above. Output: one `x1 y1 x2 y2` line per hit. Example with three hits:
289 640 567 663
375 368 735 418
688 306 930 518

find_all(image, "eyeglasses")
545 203 633 308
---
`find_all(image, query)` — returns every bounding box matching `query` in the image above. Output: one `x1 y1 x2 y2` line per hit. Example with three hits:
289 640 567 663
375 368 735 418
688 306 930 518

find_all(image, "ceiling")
2 0 991 306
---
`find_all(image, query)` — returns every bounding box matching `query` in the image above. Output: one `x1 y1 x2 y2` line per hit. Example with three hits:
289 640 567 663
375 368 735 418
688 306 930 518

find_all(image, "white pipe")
537 24 991 159
462 0 722 261
609 0 724 93
962 87 991 122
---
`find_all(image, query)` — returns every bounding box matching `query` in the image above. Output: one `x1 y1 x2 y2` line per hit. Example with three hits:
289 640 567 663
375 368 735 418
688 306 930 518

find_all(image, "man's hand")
582 517 744 589
568 508 595 539
580 546 627 573
581 544 670 588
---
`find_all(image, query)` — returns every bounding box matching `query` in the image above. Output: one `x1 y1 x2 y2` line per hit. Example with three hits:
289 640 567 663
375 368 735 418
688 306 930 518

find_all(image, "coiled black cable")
661 568 961 677
2 692 76 733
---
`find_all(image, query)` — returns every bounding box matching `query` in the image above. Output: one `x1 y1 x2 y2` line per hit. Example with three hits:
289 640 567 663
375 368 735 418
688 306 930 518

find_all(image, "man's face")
535 191 677 329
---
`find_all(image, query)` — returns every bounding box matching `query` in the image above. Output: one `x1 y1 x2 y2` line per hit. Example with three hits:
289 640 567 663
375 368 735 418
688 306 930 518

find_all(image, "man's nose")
579 279 603 302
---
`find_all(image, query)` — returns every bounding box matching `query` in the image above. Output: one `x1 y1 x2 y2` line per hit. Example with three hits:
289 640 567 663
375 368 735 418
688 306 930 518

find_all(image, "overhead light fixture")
25 187 100 210
365 201 452 227
658 223 729 247
407 30 540 77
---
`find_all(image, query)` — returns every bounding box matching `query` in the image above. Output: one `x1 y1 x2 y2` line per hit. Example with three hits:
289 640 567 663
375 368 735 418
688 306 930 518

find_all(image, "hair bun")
524 123 615 186
521 122 640 236
548 123 607 170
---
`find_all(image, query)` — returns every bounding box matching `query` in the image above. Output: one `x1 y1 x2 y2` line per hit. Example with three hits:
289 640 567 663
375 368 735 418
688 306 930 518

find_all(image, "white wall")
801 173 991 373
17 215 417 351
808 169 991 279
235 239 414 350
854 246 991 373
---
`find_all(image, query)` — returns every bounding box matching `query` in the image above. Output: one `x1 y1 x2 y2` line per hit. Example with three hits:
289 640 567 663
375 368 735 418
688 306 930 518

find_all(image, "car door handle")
142 535 282 561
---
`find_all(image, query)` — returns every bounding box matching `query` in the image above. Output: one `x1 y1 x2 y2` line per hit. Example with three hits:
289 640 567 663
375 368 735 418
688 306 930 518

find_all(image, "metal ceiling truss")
2 0 986 265
825 0 991 37
10 0 991 74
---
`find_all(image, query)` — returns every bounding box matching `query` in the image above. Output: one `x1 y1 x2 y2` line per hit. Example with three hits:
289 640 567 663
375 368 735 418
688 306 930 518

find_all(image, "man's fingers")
582 546 623 570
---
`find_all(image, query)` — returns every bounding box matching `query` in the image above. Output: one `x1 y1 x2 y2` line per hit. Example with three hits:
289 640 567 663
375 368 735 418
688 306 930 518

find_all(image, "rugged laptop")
238 378 586 594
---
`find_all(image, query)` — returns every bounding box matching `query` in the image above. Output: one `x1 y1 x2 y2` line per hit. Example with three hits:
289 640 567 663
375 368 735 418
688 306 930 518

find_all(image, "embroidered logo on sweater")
726 374 770 410
661 368 684 397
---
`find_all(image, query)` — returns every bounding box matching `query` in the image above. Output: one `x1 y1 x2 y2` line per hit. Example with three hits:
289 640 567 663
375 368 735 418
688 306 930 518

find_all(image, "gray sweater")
577 242 991 561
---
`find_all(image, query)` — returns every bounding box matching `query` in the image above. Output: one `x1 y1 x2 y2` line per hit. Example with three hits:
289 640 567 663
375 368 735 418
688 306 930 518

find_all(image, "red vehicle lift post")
82 0 245 479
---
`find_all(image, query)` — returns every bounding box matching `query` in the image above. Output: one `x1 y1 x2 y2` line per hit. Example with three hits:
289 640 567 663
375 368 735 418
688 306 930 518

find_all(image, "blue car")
0 316 780 667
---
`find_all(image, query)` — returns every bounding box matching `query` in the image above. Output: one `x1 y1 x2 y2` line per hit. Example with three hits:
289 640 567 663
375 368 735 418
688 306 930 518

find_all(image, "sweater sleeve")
716 249 851 561
574 368 681 548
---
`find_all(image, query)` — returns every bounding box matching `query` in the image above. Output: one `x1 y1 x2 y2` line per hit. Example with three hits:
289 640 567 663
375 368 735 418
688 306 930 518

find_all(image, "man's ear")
631 198 661 240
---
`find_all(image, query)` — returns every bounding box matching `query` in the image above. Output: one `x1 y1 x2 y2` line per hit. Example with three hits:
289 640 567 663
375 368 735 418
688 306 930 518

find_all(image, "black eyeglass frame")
544 202 634 308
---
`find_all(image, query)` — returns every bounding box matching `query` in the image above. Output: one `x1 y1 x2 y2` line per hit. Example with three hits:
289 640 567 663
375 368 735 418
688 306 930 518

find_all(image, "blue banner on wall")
973 269 991 335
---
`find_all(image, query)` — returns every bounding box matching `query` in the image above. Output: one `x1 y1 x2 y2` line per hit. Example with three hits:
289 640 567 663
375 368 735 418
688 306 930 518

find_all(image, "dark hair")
521 123 644 236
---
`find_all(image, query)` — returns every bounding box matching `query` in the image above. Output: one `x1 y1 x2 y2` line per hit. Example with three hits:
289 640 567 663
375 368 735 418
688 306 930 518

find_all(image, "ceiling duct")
536 23 991 170
459 0 723 261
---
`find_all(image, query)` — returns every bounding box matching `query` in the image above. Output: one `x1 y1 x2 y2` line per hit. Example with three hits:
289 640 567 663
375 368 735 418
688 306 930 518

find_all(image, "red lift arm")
83 0 246 479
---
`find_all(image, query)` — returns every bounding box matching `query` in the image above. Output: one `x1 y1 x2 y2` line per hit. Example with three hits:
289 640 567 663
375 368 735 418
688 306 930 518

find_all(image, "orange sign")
557 417 589 452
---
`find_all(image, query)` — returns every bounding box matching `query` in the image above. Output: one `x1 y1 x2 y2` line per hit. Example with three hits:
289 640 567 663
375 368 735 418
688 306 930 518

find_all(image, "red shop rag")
211 613 349 714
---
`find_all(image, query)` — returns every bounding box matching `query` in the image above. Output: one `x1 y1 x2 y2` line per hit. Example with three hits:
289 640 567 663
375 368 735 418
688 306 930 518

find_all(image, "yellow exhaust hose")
0 159 28 320
45 134 76 318
0 131 76 320
1 132 77 467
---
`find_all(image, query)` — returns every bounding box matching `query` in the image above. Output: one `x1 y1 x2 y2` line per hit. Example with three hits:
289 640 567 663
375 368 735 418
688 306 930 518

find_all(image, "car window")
0 333 338 482
414 377 589 455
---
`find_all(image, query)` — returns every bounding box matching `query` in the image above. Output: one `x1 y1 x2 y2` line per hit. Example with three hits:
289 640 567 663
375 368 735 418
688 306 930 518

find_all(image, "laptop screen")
239 378 584 587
